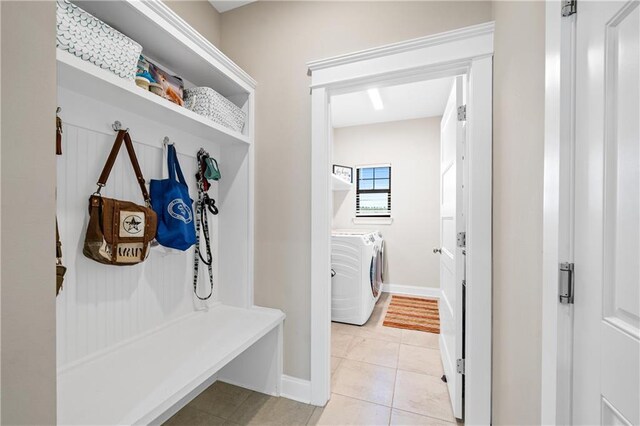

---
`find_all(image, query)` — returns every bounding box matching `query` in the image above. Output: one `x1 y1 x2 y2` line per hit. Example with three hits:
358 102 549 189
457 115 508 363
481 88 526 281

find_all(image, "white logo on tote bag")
168 199 193 224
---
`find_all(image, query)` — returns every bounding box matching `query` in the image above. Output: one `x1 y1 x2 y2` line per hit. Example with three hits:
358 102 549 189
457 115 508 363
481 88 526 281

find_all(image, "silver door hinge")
457 232 466 248
457 359 465 374
561 0 576 17
457 105 467 121
559 262 575 304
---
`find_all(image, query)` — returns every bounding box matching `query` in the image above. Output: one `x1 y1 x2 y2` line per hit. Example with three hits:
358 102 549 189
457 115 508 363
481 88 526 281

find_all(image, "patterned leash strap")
193 149 218 300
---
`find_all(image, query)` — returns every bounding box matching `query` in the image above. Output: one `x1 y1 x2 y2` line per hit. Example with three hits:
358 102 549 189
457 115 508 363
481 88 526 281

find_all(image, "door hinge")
561 0 576 17
457 232 466 248
457 105 467 121
457 358 465 374
559 262 575 304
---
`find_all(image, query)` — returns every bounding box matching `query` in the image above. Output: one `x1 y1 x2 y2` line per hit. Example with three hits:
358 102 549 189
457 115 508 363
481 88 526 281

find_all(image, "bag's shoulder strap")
56 218 62 262
168 144 187 185
56 116 63 155
97 130 150 202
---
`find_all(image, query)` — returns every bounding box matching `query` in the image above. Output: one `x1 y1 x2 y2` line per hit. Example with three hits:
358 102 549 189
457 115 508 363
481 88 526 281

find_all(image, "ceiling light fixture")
367 88 384 110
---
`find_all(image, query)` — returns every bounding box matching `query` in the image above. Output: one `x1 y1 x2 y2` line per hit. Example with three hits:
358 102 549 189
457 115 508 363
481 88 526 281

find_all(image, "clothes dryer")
331 229 384 325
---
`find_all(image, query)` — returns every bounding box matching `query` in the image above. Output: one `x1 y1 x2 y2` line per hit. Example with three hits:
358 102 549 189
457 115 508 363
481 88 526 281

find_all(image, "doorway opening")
309 22 494 425
328 75 465 424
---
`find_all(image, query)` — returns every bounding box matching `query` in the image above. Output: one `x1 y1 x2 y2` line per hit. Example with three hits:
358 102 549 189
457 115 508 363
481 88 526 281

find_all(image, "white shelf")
332 173 353 191
57 304 285 425
73 0 255 99
57 50 250 146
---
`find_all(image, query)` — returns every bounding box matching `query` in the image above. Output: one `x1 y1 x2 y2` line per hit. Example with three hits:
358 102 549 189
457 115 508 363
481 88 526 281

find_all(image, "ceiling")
208 1 255 13
330 76 454 128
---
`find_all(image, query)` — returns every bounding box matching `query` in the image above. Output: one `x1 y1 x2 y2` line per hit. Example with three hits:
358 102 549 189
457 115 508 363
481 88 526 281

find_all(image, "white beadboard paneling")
56 102 220 367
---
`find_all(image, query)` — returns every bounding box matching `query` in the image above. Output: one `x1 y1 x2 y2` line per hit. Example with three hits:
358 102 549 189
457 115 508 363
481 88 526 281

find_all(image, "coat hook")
112 121 129 132
163 136 172 145
56 106 62 114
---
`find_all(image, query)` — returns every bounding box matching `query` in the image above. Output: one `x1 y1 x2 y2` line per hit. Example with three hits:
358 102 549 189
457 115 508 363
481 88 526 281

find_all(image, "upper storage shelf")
74 0 255 100
58 51 250 146
58 0 255 145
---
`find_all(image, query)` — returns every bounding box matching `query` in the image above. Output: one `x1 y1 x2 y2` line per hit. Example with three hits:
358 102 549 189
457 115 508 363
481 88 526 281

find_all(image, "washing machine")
331 229 384 325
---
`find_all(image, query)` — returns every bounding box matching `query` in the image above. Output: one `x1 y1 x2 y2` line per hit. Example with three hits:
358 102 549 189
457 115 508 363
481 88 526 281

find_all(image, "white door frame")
308 22 494 424
541 1 576 423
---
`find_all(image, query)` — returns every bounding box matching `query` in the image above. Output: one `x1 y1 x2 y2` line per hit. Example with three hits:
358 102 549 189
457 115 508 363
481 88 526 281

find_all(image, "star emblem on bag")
123 215 143 234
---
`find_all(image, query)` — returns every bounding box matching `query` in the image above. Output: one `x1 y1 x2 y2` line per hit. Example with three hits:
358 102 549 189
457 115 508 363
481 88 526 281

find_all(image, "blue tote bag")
150 144 196 251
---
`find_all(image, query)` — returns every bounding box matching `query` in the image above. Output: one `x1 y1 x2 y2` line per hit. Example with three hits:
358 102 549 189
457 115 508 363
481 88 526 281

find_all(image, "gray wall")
332 118 441 288
218 0 492 391
1 2 58 424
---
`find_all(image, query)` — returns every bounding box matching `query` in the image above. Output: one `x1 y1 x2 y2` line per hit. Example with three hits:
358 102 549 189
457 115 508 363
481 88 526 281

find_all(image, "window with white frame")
356 165 391 217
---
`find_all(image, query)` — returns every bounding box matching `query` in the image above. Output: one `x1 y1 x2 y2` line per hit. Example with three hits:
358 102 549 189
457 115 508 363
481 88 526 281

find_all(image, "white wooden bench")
57 305 285 425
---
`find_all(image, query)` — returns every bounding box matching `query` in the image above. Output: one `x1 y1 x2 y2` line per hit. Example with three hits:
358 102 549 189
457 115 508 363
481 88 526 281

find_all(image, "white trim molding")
308 22 494 75
541 1 576 424
352 217 393 225
140 1 256 89
382 284 442 299
280 375 312 404
309 22 494 424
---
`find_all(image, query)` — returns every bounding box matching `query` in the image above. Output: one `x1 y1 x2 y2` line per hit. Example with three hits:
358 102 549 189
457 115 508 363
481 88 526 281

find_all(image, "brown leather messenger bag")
83 130 157 266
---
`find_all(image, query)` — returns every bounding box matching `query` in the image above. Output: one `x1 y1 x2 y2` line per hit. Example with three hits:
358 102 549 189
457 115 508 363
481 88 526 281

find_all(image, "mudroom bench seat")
57 305 285 425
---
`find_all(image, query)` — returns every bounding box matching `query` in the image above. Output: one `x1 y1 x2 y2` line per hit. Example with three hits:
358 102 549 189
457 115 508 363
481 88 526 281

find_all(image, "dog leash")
193 149 218 300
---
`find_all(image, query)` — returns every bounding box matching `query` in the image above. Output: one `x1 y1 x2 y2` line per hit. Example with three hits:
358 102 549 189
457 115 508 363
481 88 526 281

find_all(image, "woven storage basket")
56 0 142 80
184 87 246 133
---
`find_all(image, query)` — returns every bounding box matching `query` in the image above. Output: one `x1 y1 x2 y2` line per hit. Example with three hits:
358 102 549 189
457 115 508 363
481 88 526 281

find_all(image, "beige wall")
492 2 545 424
220 2 546 424
219 0 492 382
1 2 58 424
165 0 221 47
0 2 545 424
332 118 441 288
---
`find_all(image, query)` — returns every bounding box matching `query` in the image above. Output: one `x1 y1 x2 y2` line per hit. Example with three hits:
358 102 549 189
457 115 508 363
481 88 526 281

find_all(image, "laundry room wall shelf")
55 1 281 424
332 173 353 191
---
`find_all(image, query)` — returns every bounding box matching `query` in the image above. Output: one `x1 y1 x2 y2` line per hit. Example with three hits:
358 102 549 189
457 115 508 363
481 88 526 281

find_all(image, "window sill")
353 217 394 225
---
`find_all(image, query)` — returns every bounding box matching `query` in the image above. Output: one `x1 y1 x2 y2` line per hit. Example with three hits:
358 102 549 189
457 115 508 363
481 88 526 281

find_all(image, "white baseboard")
280 375 312 404
382 284 442 299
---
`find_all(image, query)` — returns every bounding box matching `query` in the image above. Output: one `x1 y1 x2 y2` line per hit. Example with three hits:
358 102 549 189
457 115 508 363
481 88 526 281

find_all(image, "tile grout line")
302 402 316 426
222 389 256 423
330 390 394 409
386 370 458 424
334 354 396 371
388 317 402 426
334 326 440 350
167 404 227 424
392 408 458 425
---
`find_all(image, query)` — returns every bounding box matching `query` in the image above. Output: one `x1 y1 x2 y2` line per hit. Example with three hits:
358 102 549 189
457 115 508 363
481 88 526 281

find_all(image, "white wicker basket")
56 0 142 80
184 87 246 133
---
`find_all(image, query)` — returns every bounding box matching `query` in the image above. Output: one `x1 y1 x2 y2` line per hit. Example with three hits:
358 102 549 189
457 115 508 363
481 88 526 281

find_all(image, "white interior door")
573 1 640 424
438 76 465 419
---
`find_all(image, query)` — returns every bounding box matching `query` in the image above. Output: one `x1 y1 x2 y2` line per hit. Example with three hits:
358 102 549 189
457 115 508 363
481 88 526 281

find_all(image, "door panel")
573 1 639 424
439 76 465 419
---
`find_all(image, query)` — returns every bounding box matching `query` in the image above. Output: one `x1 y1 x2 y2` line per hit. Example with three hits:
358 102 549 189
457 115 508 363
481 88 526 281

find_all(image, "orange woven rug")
382 295 440 333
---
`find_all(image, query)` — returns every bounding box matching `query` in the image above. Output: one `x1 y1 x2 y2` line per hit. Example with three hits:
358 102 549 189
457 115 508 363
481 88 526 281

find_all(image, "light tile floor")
165 293 459 426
